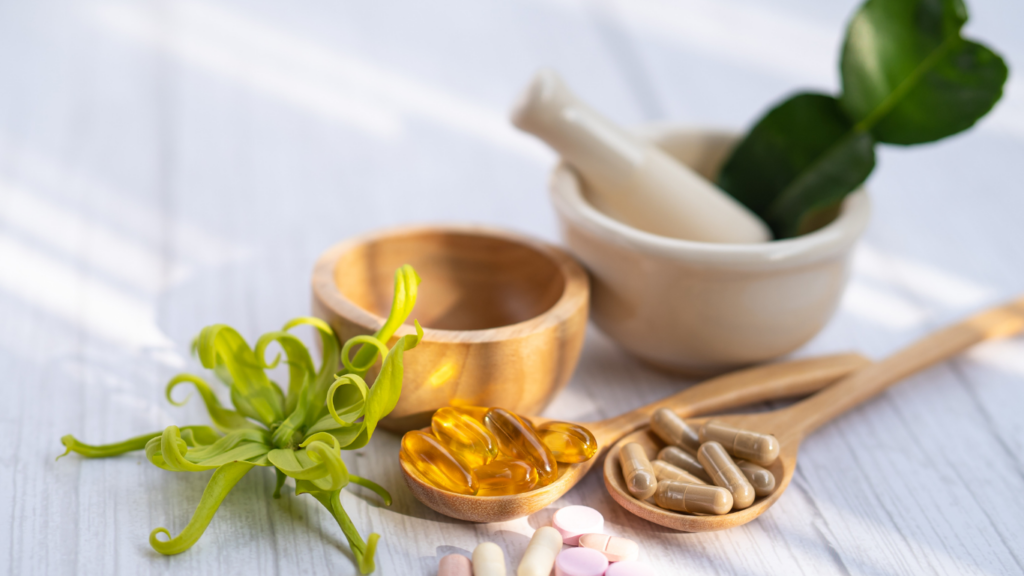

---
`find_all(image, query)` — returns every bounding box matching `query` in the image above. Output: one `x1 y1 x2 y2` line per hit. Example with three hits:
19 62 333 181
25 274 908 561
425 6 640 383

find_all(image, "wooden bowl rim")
312 223 589 344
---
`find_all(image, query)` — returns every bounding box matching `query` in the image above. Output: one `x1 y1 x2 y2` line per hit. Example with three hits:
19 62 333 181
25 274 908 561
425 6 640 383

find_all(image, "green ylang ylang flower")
58 265 422 575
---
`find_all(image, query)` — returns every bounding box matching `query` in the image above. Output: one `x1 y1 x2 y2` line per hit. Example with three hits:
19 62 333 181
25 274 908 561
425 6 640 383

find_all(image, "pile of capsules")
620 408 779 514
439 505 654 576
401 406 598 496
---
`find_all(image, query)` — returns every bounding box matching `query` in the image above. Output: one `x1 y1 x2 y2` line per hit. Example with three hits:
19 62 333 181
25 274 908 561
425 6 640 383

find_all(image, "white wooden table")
2 0 1023 574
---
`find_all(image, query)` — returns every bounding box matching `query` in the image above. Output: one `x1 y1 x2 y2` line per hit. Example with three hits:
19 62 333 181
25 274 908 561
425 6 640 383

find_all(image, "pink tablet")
604 559 655 576
577 533 639 562
554 547 609 576
552 505 604 545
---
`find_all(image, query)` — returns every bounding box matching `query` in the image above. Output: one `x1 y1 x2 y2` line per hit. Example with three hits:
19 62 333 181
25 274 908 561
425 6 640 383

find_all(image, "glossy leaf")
149 462 255 555
718 93 876 238
840 0 1008 144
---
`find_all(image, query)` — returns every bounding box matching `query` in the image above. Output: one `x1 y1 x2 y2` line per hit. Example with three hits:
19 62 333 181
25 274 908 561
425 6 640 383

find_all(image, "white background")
1 0 1023 574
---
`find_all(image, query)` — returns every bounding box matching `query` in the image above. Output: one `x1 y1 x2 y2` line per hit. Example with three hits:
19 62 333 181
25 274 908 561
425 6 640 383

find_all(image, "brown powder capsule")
619 442 658 500
651 459 707 485
735 460 777 497
650 408 701 455
657 445 712 484
654 480 733 515
697 441 755 510
699 420 780 467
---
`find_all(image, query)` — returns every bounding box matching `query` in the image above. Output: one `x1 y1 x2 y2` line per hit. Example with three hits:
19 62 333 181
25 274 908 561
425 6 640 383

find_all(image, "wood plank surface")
1 0 1022 574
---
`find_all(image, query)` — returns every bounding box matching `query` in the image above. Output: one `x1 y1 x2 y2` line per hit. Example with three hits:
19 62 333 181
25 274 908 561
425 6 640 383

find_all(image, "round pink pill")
552 505 604 545
554 547 609 576
604 559 655 576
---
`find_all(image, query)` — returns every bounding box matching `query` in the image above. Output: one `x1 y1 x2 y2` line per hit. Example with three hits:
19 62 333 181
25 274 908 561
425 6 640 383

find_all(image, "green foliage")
718 0 1007 238
58 265 422 574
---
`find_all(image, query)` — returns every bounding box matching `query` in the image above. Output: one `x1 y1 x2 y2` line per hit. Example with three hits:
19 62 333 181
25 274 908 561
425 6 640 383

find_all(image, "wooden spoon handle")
590 353 870 445
782 296 1024 439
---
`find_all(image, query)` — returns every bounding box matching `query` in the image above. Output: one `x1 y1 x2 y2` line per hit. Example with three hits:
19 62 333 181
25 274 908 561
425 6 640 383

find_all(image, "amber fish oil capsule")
475 458 539 496
650 408 701 455
652 459 706 485
700 420 780 467
432 407 499 468
697 441 755 510
400 430 478 495
654 480 733 515
657 446 712 483
450 405 489 422
484 408 559 486
735 460 776 497
537 421 598 463
619 442 658 500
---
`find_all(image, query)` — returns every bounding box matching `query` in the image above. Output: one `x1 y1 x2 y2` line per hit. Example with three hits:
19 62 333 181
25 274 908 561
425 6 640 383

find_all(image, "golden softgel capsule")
654 480 734 515
484 408 558 486
400 430 478 495
657 446 712 484
735 460 776 497
537 421 597 463
474 458 539 496
432 407 498 468
619 442 657 500
697 441 755 510
650 408 701 455
449 405 489 422
699 420 780 467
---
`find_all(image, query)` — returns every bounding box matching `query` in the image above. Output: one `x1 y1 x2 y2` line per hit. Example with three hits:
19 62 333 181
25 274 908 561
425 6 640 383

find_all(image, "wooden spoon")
606 296 1024 531
401 353 869 522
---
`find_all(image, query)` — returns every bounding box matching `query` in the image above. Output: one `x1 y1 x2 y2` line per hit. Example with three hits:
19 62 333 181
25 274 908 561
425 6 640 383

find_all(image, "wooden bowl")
311 225 589 432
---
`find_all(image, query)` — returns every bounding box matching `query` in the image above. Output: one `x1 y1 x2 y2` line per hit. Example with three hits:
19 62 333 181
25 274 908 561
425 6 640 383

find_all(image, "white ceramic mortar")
550 127 870 376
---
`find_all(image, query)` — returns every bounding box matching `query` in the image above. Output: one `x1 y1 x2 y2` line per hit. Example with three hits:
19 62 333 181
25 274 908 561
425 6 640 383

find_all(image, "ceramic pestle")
512 69 771 244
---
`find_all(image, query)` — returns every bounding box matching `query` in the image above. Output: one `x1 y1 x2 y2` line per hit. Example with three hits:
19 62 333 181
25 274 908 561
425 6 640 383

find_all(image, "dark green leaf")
840 0 1007 144
718 93 876 238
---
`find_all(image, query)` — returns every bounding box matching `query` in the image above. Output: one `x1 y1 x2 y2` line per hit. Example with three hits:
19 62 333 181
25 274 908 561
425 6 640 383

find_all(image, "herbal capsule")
537 421 598 463
619 442 657 500
475 458 539 496
697 441 755 510
432 407 498 468
657 446 712 483
654 480 733 515
484 408 558 486
735 460 776 497
399 430 478 495
652 459 706 485
699 420 780 467
650 408 701 455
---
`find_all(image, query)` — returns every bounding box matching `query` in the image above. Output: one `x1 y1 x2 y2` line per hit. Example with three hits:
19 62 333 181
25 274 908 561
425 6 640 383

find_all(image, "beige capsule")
650 408 701 455
657 446 712 483
654 480 733 515
619 442 658 500
735 460 776 497
651 459 707 485
697 441 755 510
699 420 780 467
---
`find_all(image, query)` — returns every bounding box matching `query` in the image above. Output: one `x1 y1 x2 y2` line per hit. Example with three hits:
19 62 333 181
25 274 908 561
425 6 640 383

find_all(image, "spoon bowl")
401 353 869 522
605 296 1024 531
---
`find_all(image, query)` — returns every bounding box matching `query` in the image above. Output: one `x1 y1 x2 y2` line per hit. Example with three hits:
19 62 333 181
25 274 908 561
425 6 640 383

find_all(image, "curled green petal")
350 265 420 373
166 375 259 432
149 462 255 555
196 324 285 426
327 374 369 427
349 474 392 506
58 431 161 460
360 533 380 575
340 335 389 373
300 432 340 451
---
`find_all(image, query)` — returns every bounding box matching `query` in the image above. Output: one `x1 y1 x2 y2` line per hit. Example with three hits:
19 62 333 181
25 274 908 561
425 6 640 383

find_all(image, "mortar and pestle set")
311 70 1023 528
